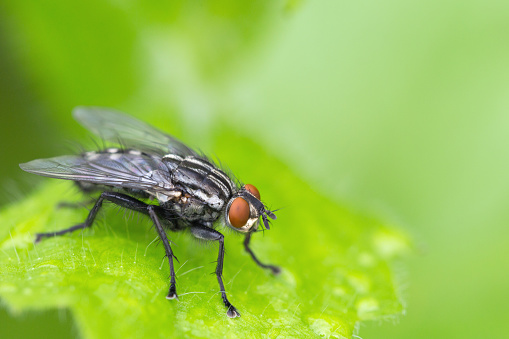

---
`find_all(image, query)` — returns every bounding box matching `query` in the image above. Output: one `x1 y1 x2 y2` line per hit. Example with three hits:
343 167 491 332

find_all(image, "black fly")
19 107 279 318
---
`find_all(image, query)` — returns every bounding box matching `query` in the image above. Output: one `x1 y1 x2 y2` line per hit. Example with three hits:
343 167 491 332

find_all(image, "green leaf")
0 130 409 338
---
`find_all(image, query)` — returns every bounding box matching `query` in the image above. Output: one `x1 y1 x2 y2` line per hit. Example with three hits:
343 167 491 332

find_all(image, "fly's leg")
189 225 240 318
35 191 179 300
147 205 177 299
244 233 281 275
35 193 108 243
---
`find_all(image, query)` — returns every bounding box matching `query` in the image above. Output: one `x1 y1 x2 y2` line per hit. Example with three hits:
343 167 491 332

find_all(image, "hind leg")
36 192 107 243
36 191 179 299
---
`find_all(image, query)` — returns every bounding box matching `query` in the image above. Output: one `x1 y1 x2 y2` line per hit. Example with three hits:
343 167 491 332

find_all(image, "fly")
19 107 280 318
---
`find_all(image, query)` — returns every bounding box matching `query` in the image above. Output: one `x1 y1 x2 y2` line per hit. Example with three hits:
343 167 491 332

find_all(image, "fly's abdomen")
163 155 234 211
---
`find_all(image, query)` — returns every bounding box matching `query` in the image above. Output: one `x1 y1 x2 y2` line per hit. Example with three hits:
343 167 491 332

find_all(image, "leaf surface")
0 132 409 338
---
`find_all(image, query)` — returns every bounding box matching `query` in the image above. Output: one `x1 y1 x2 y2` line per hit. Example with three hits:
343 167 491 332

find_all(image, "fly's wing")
19 152 174 195
73 107 197 157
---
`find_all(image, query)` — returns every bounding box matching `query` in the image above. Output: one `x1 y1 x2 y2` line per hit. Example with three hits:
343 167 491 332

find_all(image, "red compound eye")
228 197 250 228
244 184 260 200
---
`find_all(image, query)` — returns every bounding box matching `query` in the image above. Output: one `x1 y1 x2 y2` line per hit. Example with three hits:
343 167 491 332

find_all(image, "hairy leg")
36 191 179 299
189 224 240 318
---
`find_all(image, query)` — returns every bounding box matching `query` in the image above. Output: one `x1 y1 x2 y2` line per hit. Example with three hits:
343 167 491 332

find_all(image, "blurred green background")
1 0 508 338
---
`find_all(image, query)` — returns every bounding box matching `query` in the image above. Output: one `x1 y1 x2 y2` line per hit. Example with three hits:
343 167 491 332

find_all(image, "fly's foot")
221 286 240 318
268 265 281 275
34 223 88 244
35 231 59 243
226 304 241 318
166 285 178 300
34 233 45 244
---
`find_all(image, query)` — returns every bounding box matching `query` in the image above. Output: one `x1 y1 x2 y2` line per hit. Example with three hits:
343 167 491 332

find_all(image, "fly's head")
224 184 277 233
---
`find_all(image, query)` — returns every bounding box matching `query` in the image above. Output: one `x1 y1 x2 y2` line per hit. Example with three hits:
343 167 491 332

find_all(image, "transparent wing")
73 106 197 157
19 152 174 193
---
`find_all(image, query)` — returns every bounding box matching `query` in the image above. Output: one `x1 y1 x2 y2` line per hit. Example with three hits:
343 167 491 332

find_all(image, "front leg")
189 225 240 318
244 232 281 275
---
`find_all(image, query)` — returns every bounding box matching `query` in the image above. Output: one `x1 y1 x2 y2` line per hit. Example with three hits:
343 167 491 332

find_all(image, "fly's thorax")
163 154 235 211
224 184 274 233
161 194 222 222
